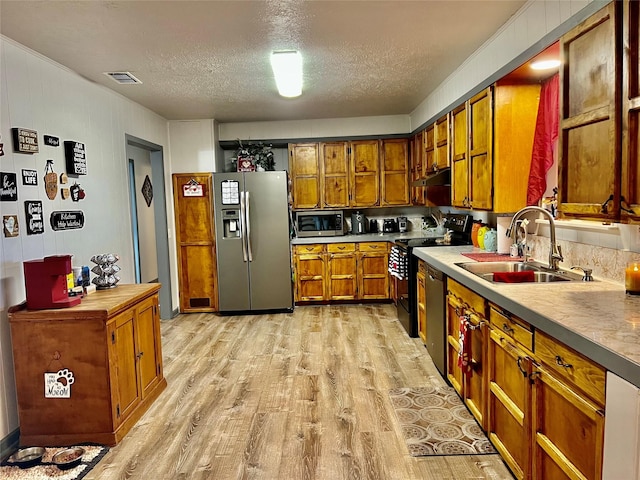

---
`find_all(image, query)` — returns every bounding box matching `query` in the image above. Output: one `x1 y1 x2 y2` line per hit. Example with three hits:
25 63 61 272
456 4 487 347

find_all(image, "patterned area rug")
389 385 497 457
0 445 109 480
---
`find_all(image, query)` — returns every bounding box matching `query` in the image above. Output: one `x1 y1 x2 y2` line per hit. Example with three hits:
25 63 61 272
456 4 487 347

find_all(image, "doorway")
125 134 173 319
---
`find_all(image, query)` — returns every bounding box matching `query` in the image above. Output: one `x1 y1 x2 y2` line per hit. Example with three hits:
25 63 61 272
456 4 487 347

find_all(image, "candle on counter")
626 262 640 295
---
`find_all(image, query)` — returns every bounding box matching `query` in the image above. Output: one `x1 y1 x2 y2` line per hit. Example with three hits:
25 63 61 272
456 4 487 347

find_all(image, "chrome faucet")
506 206 563 271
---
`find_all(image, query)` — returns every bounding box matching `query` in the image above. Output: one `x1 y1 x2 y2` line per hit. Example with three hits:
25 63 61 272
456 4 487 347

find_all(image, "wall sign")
70 183 86 202
24 200 44 235
44 135 60 147
141 175 153 207
64 141 87 175
44 369 75 398
12 128 39 153
3 215 19 237
0 172 18 201
44 160 58 200
183 180 204 197
22 169 38 186
0 134 4 156
50 210 84 231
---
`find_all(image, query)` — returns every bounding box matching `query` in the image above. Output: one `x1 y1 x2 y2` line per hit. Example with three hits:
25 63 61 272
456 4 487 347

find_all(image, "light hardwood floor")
87 304 514 479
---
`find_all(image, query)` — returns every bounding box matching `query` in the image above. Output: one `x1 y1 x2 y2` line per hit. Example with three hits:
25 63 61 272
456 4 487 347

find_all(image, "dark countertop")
412 245 640 388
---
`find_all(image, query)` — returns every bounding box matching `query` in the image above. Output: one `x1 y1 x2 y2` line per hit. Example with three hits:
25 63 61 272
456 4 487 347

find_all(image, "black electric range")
393 214 473 338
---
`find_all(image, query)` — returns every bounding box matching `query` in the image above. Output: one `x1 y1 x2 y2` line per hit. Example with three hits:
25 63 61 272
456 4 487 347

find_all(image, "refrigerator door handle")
239 191 248 262
245 191 253 261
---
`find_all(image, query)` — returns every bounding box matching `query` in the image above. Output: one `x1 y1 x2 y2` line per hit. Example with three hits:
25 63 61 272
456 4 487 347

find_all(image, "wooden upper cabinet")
172 173 217 313
451 102 469 208
350 139 380 207
380 138 410 206
434 113 450 170
623 0 640 221
290 143 321 209
558 2 621 221
320 142 350 208
468 88 493 210
411 130 425 205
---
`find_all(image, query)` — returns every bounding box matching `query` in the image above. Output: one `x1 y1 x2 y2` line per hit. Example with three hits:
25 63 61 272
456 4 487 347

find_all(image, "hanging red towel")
457 315 472 376
527 73 559 206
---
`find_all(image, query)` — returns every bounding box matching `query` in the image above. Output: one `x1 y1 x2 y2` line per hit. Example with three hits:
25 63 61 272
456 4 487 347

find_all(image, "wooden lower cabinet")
8 284 166 446
446 278 488 429
293 242 389 302
417 260 427 343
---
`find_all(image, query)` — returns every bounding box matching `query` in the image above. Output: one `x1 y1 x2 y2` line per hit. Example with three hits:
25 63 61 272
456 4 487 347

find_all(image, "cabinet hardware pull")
621 196 637 215
517 357 527 377
555 355 572 369
601 194 614 214
338 246 345 250
529 371 541 385
502 323 514 335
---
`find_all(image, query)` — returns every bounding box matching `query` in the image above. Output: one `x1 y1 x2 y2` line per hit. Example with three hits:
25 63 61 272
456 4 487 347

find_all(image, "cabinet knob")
502 323 514 335
555 355 572 369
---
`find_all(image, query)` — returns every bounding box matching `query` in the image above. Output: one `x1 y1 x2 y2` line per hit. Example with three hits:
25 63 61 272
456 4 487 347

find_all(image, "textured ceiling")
0 0 527 123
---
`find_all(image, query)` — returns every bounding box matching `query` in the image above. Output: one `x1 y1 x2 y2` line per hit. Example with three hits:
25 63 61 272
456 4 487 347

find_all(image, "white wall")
168 119 216 172
0 37 174 445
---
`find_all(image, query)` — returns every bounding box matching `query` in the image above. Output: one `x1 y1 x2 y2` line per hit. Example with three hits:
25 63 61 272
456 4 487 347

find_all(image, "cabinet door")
465 313 487 429
327 243 357 300
135 295 162 399
357 243 389 299
559 3 620 221
451 102 469 208
434 113 450 170
531 364 605 480
487 329 532 480
446 293 464 396
172 173 217 313
320 142 350 208
290 143 321 209
623 0 640 221
350 140 380 207
381 138 409 206
412 130 426 205
112 308 141 424
294 250 326 302
468 88 493 210
417 261 427 344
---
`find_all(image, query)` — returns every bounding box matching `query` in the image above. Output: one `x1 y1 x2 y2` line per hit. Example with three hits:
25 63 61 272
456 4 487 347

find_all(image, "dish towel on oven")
458 315 472 376
388 245 407 280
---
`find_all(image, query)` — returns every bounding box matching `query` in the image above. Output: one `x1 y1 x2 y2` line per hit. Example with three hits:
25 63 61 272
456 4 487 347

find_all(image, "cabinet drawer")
294 244 325 254
358 242 389 253
447 278 485 316
535 330 605 406
489 304 533 352
418 260 426 275
327 242 356 253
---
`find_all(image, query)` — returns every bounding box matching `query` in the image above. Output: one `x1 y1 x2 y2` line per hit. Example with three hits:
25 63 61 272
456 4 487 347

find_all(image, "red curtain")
527 74 559 206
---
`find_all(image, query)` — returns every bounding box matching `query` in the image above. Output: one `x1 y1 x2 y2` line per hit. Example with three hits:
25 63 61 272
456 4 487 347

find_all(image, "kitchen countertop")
412 245 640 388
290 230 440 245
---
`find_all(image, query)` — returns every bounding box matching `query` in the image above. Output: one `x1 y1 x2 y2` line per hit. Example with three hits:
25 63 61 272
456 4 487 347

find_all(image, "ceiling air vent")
104 72 142 85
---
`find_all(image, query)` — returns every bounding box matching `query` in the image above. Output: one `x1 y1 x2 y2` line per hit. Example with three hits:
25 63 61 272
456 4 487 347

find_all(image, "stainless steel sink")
455 261 586 283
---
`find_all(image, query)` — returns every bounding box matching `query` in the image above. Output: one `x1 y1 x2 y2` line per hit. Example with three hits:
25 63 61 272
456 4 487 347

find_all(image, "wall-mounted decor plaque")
44 135 60 147
1 172 18 201
22 169 38 186
50 210 85 231
24 200 44 235
3 215 19 237
141 175 153 207
12 128 39 153
64 141 87 175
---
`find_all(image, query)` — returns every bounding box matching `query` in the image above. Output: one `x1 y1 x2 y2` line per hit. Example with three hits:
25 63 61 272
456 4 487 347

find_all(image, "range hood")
411 167 451 187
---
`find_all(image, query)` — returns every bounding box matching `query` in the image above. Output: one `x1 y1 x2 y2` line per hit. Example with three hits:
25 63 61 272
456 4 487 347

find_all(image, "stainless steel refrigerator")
213 171 293 312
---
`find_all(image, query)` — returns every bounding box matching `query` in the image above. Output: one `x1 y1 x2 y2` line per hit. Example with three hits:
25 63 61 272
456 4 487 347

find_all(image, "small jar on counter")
626 262 640 295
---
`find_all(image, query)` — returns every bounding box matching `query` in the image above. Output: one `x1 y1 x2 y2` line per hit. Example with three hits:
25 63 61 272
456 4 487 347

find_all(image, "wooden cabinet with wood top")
172 173 218 313
8 284 166 446
326 242 357 300
357 242 390 300
416 260 427 344
320 142 350 209
293 244 327 302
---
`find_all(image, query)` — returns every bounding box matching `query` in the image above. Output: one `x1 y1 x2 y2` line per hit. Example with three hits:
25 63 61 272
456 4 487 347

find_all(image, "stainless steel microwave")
295 210 345 237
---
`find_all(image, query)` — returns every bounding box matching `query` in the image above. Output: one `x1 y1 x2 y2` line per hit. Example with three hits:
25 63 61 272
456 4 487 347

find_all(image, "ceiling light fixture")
270 50 302 98
530 59 561 70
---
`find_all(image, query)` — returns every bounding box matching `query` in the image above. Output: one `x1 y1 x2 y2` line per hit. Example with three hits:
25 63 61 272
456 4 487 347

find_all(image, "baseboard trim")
0 427 20 461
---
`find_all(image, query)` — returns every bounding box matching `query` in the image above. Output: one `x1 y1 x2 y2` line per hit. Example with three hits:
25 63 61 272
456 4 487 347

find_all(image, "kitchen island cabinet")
8 283 166 446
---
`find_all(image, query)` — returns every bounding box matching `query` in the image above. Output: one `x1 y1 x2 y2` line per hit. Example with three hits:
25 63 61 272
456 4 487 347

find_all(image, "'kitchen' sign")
50 211 85 231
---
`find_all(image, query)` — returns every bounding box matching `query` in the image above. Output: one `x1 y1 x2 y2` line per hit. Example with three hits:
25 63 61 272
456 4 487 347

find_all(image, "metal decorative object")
91 253 121 289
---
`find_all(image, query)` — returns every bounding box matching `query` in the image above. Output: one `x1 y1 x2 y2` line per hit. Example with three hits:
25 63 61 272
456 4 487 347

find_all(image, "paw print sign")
44 368 75 398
